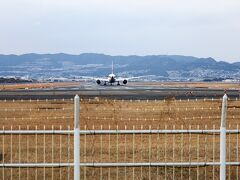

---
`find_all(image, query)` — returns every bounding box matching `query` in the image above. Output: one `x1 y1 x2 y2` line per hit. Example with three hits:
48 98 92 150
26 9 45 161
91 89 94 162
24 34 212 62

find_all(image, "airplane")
96 61 128 86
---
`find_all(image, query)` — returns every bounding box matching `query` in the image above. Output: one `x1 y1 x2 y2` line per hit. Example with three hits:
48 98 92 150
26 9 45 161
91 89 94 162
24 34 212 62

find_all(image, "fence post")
74 95 80 180
220 94 227 180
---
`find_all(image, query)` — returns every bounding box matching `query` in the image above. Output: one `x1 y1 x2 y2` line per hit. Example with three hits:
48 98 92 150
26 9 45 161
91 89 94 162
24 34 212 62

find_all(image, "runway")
0 84 239 100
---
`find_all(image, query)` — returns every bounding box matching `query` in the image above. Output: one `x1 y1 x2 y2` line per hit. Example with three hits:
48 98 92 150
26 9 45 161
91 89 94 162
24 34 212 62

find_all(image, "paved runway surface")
0 84 239 100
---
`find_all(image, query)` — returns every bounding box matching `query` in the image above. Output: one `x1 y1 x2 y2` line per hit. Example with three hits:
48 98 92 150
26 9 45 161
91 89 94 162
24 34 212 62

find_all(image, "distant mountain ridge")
0 53 239 81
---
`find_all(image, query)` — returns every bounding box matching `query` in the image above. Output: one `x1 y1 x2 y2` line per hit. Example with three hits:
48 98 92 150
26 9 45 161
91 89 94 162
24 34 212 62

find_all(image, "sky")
0 0 240 62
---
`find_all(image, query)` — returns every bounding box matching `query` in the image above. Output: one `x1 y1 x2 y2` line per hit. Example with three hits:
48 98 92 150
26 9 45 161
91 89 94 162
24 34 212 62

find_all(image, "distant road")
0 86 239 100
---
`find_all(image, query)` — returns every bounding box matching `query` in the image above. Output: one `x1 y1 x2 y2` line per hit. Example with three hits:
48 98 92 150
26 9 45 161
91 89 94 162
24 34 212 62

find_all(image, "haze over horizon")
0 0 239 62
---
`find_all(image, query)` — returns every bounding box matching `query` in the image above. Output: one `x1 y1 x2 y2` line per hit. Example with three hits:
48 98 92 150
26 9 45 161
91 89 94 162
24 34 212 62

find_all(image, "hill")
0 53 239 81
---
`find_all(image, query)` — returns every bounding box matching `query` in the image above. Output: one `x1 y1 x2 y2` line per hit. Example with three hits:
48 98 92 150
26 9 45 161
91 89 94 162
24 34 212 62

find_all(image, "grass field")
1 81 240 91
0 82 81 91
0 97 240 179
129 81 240 89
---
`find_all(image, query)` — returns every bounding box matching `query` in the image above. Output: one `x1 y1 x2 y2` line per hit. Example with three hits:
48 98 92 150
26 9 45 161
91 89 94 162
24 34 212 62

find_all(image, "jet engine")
96 80 101 84
123 79 127 84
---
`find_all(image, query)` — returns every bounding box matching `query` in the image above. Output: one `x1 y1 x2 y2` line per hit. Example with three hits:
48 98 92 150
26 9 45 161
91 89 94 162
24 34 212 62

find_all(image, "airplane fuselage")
108 74 116 84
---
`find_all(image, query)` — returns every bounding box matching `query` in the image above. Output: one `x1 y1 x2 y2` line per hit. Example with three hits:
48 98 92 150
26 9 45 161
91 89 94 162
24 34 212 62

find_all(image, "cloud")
2 0 240 13
0 0 240 61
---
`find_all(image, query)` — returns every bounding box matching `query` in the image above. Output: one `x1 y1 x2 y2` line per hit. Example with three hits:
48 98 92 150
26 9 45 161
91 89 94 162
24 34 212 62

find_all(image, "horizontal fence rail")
1 129 240 134
1 162 240 168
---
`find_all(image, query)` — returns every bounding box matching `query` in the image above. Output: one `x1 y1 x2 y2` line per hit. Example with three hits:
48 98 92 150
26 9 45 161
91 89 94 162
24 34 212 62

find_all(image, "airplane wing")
115 77 139 81
93 78 108 81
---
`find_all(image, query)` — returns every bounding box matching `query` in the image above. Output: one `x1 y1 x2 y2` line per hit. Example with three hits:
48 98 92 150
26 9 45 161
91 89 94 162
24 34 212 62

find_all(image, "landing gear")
117 82 120 86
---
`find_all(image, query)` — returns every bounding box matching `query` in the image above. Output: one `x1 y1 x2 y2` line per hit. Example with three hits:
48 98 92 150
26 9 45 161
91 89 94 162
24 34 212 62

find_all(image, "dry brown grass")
1 81 240 91
0 98 240 179
0 82 81 90
129 81 240 89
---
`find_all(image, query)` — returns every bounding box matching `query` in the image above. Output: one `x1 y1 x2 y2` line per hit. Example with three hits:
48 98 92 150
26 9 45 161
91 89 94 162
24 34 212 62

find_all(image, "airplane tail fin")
112 61 114 74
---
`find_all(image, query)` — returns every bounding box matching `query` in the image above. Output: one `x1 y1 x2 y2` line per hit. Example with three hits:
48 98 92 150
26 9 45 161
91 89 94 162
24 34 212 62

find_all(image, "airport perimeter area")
0 81 240 100
0 87 240 179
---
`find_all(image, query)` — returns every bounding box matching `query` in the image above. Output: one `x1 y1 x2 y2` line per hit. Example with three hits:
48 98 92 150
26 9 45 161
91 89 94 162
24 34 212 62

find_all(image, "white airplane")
96 62 128 85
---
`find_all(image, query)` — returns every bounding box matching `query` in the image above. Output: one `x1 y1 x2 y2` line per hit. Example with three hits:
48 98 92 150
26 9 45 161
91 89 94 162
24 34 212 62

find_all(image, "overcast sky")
0 0 239 62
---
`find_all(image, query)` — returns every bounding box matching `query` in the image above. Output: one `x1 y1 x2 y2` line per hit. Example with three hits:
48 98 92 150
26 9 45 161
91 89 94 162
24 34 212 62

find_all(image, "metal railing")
0 94 237 180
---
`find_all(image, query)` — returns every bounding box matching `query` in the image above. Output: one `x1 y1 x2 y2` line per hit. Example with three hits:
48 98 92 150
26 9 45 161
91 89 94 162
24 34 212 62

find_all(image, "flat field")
0 82 81 91
0 97 240 179
129 81 240 89
1 81 240 91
